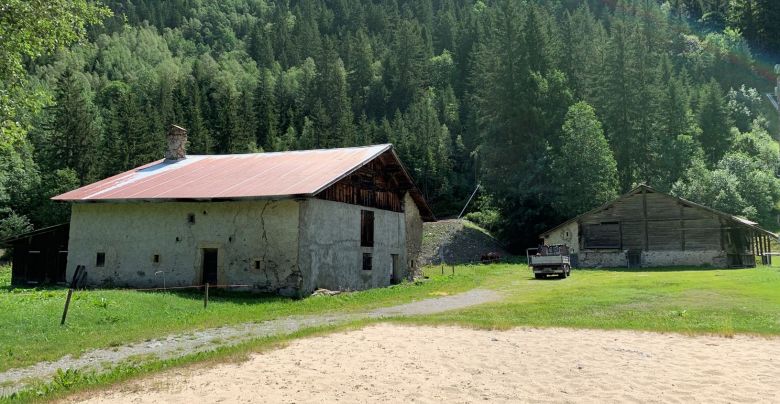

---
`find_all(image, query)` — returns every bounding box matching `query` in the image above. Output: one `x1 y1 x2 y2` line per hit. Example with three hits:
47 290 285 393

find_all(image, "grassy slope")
4 262 780 376
0 264 484 373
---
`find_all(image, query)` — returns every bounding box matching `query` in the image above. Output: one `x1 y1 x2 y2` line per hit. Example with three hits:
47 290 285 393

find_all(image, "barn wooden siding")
582 188 724 252
3 224 69 285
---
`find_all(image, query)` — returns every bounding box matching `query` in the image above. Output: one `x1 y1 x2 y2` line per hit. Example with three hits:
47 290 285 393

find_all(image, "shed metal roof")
52 144 434 219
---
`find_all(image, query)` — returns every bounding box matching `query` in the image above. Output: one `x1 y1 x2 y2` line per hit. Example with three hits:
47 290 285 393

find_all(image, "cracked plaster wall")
298 198 406 294
66 200 301 294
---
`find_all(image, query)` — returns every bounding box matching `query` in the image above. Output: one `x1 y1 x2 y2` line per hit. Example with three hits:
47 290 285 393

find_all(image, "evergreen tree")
45 69 102 184
595 8 642 190
697 80 733 165
254 70 279 150
551 102 618 215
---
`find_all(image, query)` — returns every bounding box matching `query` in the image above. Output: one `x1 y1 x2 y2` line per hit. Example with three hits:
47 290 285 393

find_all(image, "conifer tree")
551 102 618 215
697 79 733 165
46 69 102 184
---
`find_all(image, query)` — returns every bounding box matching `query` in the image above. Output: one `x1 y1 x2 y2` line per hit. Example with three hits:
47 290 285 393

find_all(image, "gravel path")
0 289 500 397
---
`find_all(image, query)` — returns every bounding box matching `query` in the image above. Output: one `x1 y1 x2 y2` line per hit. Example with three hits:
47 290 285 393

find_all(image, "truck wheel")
534 273 545 280
560 270 568 279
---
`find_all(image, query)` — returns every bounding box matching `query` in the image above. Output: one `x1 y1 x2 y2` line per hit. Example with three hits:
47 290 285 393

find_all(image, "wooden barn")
1 224 69 285
540 185 777 268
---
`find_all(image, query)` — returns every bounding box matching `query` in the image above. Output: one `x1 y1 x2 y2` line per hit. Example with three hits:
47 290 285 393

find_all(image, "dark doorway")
391 254 401 284
56 251 68 282
202 248 218 285
26 251 43 284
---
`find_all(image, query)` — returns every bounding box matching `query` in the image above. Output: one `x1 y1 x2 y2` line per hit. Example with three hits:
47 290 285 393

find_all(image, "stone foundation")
578 250 729 268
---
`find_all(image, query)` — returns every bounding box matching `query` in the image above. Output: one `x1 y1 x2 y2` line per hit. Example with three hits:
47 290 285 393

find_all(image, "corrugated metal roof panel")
53 145 392 201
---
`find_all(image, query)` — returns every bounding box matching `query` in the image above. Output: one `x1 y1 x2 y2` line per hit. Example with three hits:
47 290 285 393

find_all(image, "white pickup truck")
527 245 571 279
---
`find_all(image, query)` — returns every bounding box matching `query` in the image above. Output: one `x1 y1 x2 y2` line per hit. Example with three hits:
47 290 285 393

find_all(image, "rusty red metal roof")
54 144 396 202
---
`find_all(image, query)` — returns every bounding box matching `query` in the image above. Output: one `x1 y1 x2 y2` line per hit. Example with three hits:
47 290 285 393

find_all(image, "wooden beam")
766 237 772 265
642 188 649 251
764 235 770 264
679 204 685 251
752 232 758 257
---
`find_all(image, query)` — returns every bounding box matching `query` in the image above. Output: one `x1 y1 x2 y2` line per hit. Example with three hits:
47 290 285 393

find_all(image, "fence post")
204 283 209 308
60 289 74 326
61 265 84 326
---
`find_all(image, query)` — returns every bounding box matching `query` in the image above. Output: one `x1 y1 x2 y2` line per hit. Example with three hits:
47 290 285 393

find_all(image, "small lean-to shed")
0 224 69 285
540 185 777 268
52 126 434 296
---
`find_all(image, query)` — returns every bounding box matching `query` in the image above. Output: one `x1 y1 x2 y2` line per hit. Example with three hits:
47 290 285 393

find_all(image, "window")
583 222 621 249
153 254 160 264
187 213 196 224
362 253 372 271
361 210 374 247
96 252 106 267
254 260 261 269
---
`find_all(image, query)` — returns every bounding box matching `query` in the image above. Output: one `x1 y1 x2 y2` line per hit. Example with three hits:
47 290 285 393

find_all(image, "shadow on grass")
0 282 295 307
133 287 293 304
0 283 68 293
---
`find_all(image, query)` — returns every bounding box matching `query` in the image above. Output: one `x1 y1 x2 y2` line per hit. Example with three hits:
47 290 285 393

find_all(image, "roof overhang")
52 144 436 221
0 223 70 247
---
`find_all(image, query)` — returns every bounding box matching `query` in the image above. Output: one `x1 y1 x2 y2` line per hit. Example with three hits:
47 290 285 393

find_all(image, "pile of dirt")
419 219 509 265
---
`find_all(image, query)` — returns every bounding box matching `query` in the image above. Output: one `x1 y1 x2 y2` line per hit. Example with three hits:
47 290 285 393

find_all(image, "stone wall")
66 200 302 295
297 198 406 294
640 251 727 268
577 249 728 268
543 222 579 254
577 250 628 268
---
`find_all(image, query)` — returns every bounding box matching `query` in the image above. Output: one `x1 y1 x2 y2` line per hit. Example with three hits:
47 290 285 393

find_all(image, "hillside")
419 219 509 265
1 0 779 250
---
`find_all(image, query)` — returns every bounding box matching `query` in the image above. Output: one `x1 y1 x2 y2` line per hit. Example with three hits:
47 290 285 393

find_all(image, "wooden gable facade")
315 149 435 221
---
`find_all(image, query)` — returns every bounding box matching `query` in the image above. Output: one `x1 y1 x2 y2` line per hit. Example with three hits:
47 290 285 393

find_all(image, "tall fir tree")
45 69 102 184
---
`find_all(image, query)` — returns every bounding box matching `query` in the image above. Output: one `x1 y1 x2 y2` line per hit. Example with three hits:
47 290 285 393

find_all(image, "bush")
464 209 501 233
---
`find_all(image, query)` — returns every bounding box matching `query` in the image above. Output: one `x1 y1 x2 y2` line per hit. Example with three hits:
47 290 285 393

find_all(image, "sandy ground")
74 324 780 404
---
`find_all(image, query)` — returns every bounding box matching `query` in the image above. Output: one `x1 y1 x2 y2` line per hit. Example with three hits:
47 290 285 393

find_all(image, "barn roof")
52 144 434 220
0 223 69 247
539 184 778 239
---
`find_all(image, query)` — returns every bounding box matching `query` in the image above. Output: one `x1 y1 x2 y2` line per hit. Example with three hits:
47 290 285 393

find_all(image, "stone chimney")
165 124 188 161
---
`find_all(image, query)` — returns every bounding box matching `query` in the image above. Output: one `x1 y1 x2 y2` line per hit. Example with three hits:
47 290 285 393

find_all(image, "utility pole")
768 65 780 138
770 65 780 227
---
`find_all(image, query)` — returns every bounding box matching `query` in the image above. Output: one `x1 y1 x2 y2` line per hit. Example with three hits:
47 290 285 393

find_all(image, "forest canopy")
1 0 779 250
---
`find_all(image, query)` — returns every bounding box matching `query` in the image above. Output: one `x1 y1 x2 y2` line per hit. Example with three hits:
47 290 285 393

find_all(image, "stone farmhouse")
53 126 434 296
540 185 776 268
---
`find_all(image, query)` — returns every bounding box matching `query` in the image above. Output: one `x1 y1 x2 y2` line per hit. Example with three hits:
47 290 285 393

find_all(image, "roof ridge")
185 144 392 158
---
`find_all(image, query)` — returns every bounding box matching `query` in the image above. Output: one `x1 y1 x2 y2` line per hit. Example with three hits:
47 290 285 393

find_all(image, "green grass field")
0 264 483 373
3 261 780 376
410 265 780 336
